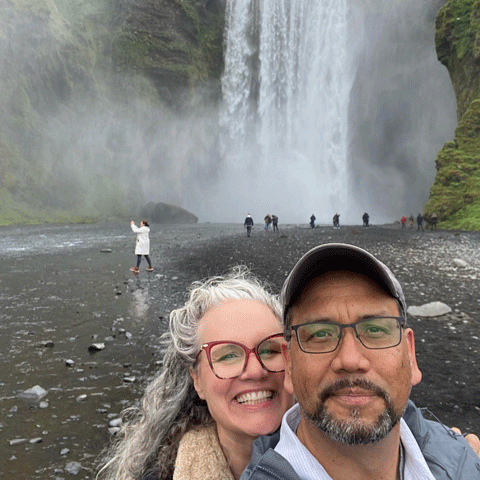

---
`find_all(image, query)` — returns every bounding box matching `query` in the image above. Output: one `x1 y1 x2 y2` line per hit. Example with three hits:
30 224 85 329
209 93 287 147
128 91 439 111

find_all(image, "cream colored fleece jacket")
173 426 235 480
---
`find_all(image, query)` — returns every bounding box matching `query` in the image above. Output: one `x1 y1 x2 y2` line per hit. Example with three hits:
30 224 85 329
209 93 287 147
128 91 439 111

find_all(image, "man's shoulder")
404 400 480 478
240 431 301 480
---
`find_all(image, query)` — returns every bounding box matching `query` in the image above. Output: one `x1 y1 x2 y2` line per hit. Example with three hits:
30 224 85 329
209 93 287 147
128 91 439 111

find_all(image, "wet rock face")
140 201 199 224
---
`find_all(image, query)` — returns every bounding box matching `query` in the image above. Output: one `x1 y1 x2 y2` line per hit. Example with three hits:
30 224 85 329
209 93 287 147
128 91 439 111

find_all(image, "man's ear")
405 328 422 386
189 366 206 400
282 343 295 395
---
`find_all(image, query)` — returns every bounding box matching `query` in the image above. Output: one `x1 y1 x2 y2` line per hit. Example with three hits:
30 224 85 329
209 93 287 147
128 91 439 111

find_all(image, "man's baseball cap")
280 243 406 321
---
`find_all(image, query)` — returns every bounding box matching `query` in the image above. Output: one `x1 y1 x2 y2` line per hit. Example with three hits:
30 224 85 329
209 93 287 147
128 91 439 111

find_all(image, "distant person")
430 212 438 230
264 214 272 231
417 213 424 231
272 215 279 232
309 214 316 229
332 213 340 229
362 212 369 227
400 215 407 229
244 214 254 237
409 214 414 229
130 220 153 273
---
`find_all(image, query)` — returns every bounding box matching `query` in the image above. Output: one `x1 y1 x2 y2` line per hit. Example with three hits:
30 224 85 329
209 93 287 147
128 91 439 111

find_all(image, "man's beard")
302 378 403 445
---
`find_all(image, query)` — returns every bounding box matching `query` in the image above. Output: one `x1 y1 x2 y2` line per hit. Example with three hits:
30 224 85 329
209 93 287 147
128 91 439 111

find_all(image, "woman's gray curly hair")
96 265 282 480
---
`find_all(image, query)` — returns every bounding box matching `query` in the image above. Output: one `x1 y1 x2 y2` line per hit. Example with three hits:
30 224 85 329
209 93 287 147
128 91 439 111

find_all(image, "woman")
130 220 153 273
97 266 294 480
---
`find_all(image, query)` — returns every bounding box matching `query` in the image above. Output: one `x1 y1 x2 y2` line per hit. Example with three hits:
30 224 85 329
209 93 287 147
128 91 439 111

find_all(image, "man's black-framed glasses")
290 317 405 354
199 333 286 379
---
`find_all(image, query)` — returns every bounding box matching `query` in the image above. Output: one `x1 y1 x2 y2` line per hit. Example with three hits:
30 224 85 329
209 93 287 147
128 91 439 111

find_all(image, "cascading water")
218 0 352 223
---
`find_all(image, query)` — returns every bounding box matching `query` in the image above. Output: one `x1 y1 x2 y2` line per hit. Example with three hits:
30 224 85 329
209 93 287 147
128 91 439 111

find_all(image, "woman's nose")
240 351 268 379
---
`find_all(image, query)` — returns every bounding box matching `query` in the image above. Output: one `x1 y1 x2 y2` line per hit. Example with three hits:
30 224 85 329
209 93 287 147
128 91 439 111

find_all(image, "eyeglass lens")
296 317 401 353
209 336 286 378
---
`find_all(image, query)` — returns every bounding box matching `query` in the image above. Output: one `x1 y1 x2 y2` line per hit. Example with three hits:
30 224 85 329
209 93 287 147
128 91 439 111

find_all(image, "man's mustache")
320 378 388 403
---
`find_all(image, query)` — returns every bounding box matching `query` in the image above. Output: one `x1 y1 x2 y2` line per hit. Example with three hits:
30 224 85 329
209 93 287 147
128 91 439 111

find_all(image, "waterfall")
219 0 351 223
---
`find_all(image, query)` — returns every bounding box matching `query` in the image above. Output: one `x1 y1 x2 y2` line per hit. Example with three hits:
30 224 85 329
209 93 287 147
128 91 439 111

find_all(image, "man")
244 214 254 237
417 213 424 231
272 215 279 232
242 243 480 480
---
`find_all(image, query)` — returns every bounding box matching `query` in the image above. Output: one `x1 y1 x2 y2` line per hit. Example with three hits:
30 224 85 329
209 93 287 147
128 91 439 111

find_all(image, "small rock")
29 437 43 444
60 448 70 455
65 359 75 367
9 438 27 446
118 328 126 334
452 258 469 268
108 427 121 435
125 332 133 339
123 376 136 383
76 394 87 402
65 461 82 475
407 301 452 317
39 401 49 409
104 336 115 342
19 385 48 402
109 418 123 427
100 248 112 253
88 343 105 352
9 406 18 413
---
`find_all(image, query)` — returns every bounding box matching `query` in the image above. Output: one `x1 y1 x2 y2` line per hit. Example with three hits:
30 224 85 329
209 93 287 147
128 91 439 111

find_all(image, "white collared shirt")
274 404 436 480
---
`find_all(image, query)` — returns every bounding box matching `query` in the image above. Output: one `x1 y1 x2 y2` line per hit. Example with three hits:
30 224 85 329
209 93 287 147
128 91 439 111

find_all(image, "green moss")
425 99 480 228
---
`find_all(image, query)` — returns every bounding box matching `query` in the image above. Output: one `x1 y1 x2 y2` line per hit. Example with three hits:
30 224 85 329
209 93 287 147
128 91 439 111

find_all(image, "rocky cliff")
425 0 480 229
0 0 224 224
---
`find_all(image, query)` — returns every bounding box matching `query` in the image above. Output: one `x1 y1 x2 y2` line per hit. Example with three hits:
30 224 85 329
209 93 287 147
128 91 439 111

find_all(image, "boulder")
140 202 198 224
19 385 48 402
407 301 452 318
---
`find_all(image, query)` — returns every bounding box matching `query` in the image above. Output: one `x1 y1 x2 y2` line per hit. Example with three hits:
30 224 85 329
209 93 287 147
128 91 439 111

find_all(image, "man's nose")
330 327 371 374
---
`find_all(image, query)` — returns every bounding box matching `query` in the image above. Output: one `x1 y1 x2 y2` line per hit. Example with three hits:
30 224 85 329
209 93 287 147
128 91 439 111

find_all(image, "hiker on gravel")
310 214 316 229
244 214 254 237
401 215 407 228
333 213 340 229
272 215 279 232
417 213 424 231
409 214 414 229
362 212 369 227
130 220 153 273
264 214 272 231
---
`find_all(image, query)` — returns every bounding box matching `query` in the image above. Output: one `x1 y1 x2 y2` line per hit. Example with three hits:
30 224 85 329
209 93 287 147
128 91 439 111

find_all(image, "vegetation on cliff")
425 0 480 229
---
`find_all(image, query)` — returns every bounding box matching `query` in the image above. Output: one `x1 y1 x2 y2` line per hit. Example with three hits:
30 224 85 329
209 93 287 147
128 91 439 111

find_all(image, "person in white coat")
130 220 153 273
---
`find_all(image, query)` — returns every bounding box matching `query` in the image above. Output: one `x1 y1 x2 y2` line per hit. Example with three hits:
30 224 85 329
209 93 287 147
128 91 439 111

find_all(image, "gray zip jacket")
240 401 480 480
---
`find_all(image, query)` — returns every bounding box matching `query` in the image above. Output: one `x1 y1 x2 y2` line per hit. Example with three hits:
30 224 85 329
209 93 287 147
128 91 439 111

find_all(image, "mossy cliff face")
425 0 480 229
0 0 225 224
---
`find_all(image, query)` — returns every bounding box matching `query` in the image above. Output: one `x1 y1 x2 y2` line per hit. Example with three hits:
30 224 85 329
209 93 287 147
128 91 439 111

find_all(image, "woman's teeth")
236 390 273 405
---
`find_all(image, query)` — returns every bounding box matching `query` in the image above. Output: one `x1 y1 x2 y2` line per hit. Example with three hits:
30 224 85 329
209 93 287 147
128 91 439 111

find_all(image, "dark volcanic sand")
1 223 479 478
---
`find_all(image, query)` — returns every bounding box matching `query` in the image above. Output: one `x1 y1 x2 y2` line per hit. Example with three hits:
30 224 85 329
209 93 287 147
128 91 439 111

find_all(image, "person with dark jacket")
417 213 424 231
272 215 279 232
240 243 480 480
309 214 316 229
362 212 369 227
244 214 254 237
